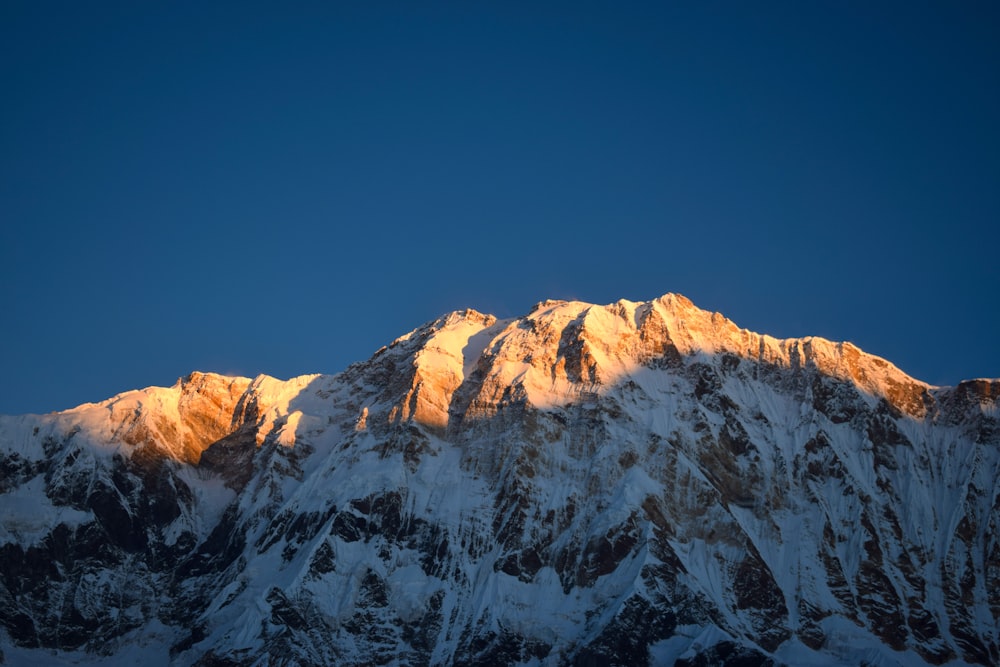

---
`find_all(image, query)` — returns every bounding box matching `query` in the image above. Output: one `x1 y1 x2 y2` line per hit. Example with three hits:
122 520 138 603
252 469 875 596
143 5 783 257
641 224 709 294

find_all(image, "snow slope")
1 293 997 666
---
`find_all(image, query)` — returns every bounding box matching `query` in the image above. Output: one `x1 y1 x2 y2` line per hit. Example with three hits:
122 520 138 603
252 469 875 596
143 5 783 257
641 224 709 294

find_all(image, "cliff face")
1 294 997 666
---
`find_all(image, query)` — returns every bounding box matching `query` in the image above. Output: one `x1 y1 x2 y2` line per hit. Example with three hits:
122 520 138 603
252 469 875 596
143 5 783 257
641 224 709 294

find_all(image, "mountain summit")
1 293 997 666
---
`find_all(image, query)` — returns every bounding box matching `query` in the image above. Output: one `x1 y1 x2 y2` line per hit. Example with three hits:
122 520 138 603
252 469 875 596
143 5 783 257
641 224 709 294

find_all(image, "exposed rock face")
1 293 997 666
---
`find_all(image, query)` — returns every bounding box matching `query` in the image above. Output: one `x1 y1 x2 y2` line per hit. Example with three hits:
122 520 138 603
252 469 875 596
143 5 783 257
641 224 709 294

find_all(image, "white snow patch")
0 476 91 546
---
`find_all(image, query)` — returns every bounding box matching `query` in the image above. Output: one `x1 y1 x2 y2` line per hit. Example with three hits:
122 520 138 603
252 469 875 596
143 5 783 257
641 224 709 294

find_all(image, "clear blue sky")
2 1 998 414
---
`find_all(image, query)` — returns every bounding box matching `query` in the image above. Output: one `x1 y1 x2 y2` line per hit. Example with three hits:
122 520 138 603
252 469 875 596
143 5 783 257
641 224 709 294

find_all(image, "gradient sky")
2 1 998 415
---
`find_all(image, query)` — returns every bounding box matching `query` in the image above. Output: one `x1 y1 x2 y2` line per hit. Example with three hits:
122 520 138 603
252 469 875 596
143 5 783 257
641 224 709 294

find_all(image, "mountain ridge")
1 292 997 666
15 292 994 428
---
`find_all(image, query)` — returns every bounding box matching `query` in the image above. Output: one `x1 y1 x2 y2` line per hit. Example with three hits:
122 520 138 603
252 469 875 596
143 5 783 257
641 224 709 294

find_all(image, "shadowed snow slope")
1 293 997 666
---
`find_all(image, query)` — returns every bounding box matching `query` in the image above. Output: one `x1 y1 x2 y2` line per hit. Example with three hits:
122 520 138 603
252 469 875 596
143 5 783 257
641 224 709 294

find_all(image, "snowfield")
1 293 997 666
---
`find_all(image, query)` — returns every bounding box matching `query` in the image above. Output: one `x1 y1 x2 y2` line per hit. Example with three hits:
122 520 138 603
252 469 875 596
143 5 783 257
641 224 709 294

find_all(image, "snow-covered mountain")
1 293 997 666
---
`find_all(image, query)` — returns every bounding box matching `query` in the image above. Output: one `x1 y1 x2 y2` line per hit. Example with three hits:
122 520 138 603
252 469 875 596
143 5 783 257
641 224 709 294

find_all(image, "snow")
1 292 997 665
647 625 708 665
0 620 177 666
0 476 91 547
171 467 236 538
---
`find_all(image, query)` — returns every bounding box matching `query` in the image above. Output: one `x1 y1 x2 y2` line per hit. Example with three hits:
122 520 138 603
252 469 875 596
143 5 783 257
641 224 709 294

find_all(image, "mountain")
1 293 997 666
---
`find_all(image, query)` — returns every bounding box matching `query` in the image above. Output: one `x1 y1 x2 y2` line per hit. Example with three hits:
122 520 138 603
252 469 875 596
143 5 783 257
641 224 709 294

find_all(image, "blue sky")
2 1 998 414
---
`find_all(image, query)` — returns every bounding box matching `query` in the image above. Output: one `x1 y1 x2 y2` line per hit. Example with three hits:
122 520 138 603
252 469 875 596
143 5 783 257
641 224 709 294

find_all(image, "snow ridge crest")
394 292 940 423
1 291 998 666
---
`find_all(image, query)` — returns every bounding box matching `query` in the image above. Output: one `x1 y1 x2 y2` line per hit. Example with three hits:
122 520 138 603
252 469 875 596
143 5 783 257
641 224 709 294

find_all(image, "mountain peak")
385 293 934 426
2 291 998 666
